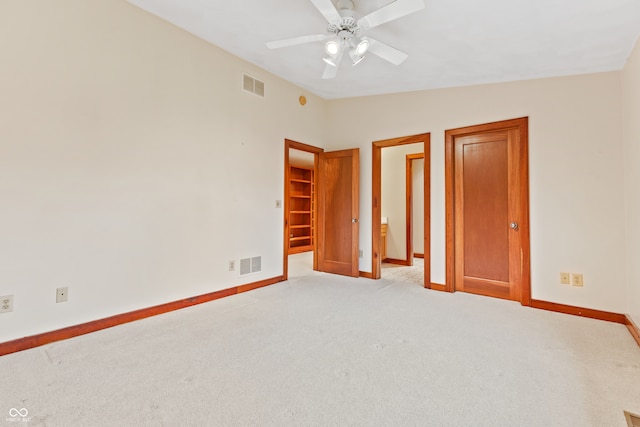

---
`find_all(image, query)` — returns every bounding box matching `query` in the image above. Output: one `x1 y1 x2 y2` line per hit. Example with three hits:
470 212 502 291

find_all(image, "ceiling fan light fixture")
325 39 340 56
265 0 423 79
355 38 370 56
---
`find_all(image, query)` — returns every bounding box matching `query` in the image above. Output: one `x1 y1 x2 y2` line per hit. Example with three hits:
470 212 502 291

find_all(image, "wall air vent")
240 256 262 276
240 258 251 276
251 256 261 273
243 74 265 97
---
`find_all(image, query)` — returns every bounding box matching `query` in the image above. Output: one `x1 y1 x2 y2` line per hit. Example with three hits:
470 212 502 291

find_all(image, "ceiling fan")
266 0 425 79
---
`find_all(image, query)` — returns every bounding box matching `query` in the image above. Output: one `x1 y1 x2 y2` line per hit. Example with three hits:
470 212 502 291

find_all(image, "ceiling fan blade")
310 0 342 24
365 37 409 65
266 34 328 49
322 50 344 79
357 0 425 30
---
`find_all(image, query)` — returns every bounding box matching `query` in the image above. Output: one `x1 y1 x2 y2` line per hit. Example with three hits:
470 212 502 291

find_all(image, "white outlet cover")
0 295 14 313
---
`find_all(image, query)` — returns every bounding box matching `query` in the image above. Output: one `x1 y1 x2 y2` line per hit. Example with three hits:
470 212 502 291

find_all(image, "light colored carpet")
1 273 639 426
381 257 424 286
288 252 320 279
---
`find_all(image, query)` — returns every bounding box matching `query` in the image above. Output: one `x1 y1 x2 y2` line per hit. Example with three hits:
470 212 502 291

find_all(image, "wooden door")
445 118 530 304
317 148 360 277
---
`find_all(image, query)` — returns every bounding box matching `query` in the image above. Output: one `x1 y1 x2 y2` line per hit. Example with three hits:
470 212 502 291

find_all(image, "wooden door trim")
444 117 531 305
372 134 431 287
284 139 323 280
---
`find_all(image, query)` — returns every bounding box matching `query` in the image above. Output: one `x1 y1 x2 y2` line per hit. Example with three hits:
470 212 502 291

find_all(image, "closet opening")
283 140 323 279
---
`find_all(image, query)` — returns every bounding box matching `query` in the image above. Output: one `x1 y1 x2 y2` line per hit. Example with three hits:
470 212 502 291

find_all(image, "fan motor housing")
327 16 359 36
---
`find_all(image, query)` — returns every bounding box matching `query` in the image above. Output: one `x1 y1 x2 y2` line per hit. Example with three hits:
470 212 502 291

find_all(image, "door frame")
372 133 431 286
444 117 531 305
283 139 323 281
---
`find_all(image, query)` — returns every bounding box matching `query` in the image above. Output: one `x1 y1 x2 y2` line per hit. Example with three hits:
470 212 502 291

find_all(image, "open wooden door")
317 148 360 277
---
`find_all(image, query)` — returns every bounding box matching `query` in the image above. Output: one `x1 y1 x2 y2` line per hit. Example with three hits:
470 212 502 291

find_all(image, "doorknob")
352 218 358 223
510 222 519 230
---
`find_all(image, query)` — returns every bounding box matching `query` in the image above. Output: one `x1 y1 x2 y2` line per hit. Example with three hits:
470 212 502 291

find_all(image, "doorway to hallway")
372 133 431 287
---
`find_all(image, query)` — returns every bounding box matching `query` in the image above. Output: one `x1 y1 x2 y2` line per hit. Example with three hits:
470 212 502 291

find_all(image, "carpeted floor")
290 252 425 286
1 272 639 426
381 257 424 286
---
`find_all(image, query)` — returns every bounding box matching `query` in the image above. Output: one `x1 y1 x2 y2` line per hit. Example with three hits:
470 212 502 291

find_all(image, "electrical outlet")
229 260 236 271
572 274 584 287
56 287 68 303
0 295 13 313
560 272 570 285
359 249 363 258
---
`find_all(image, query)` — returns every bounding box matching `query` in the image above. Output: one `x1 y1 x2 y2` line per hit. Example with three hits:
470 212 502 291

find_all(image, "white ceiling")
127 0 640 100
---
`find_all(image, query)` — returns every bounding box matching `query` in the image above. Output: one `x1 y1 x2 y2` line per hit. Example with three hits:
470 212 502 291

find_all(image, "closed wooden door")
317 148 360 277
446 118 530 304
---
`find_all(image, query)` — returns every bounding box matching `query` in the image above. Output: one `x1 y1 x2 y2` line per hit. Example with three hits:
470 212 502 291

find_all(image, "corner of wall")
621 35 640 325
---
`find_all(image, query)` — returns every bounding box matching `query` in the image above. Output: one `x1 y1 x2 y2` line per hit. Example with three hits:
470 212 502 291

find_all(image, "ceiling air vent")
243 74 264 97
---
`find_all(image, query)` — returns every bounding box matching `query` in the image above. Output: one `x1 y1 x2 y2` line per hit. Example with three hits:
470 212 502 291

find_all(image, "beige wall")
0 0 326 341
622 37 640 326
326 72 627 313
